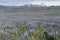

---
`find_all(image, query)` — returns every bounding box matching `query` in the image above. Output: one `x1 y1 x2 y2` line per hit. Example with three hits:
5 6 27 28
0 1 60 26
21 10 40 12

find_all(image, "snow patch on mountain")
30 1 60 6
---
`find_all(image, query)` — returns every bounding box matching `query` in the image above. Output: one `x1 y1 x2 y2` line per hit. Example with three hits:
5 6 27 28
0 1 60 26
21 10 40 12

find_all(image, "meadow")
0 6 60 40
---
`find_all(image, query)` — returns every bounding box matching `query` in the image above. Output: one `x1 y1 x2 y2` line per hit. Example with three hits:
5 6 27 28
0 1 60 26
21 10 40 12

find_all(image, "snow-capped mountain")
0 1 60 12
29 1 60 6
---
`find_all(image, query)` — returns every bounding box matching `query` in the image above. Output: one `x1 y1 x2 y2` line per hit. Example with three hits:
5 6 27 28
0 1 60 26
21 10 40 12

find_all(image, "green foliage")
0 34 6 40
4 26 13 30
0 22 59 40
57 34 60 40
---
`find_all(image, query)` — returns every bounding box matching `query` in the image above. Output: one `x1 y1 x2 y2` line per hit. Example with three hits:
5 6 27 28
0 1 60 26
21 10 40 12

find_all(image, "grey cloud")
0 0 7 3
33 0 60 1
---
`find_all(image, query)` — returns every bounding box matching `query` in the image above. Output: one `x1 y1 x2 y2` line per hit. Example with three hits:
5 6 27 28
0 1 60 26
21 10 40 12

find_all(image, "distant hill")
0 4 60 12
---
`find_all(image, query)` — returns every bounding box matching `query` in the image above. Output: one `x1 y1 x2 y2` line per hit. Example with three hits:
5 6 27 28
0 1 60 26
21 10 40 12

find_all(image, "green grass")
45 13 60 16
4 26 13 30
57 34 60 40
0 22 59 40
0 34 6 40
27 27 44 40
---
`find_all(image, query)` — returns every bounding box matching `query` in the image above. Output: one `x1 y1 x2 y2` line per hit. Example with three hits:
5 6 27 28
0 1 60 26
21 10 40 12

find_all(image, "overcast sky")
0 0 60 6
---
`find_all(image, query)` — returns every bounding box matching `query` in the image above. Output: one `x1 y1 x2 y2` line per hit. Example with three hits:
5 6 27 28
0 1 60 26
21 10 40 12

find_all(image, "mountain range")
0 3 60 12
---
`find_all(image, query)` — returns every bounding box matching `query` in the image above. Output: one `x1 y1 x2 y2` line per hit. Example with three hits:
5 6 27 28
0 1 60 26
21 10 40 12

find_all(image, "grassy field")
0 22 59 40
0 6 60 40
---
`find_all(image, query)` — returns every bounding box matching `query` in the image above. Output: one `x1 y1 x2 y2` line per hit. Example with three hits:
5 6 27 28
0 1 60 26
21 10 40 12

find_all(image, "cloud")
0 0 5 2
0 0 60 6
32 0 60 1
0 0 9 4
30 1 60 6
